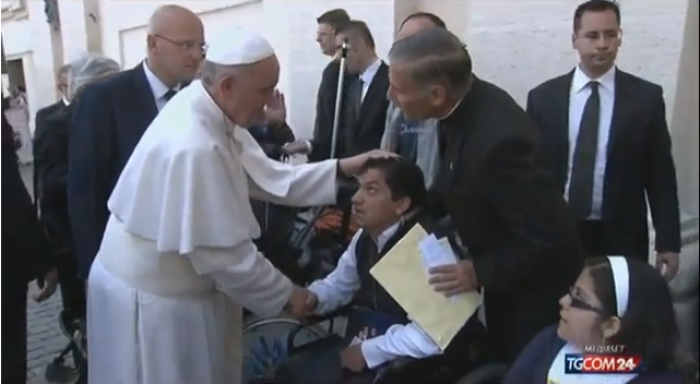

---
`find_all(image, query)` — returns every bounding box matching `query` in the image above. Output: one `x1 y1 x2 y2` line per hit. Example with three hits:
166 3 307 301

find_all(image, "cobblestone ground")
20 165 72 384
26 286 67 384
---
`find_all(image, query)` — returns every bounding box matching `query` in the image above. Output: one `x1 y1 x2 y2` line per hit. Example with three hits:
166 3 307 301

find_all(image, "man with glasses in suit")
68 5 206 281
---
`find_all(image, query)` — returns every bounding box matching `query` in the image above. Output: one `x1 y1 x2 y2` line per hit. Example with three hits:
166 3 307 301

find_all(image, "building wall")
2 0 697 211
2 0 59 131
671 0 699 215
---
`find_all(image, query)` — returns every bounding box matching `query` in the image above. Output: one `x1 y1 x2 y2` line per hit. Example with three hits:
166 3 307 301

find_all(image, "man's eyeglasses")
154 34 207 53
568 287 605 314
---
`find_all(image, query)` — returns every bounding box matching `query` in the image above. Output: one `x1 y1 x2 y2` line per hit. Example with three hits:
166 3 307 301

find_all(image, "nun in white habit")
87 28 390 384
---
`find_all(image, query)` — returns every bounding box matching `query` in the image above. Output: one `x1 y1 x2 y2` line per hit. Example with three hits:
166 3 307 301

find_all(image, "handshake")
284 286 320 321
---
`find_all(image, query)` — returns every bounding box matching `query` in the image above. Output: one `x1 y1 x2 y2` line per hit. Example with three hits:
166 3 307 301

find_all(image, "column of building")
57 0 102 61
671 0 699 216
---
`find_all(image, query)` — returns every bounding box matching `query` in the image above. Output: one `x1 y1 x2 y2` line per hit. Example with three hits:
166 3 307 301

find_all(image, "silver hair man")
65 54 121 101
198 60 244 88
388 27 472 111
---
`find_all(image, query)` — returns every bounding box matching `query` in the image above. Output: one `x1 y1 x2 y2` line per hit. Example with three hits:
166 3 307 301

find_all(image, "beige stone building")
1 0 697 214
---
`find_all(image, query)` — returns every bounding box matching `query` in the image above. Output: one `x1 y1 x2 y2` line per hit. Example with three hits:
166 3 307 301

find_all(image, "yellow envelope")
370 224 482 350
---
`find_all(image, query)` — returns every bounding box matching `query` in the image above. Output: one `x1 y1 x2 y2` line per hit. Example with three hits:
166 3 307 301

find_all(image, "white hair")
66 53 121 100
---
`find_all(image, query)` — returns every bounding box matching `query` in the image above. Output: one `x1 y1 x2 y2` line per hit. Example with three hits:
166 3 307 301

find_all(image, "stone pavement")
26 285 68 384
20 164 72 384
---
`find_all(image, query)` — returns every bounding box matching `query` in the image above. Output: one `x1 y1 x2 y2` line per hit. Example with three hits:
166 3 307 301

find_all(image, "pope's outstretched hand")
338 149 397 176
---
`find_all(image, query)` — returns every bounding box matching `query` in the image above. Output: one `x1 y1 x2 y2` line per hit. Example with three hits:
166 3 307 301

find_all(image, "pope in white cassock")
86 28 390 384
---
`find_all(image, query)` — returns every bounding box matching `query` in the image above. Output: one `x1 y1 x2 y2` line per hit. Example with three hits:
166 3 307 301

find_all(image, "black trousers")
54 248 86 318
577 220 606 258
2 281 28 384
577 220 649 262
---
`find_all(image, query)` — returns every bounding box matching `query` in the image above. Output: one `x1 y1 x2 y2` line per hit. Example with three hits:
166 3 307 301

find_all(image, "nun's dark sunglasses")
568 287 606 314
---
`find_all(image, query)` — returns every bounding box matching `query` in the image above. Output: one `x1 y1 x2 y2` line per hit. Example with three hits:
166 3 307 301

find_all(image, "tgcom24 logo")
564 353 643 374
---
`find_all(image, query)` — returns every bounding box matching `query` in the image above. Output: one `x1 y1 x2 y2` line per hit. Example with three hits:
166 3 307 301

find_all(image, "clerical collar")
440 76 481 124
437 75 480 121
438 97 464 121
62 97 70 106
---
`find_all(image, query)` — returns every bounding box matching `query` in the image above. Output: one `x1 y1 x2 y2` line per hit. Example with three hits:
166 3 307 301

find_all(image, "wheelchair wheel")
242 314 326 384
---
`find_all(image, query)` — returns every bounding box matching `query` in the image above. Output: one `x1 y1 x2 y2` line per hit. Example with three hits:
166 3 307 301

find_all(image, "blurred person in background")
33 54 121 328
6 84 32 164
283 9 352 162
286 20 389 161
2 95 56 384
34 65 71 124
33 64 71 206
381 12 446 190
68 4 205 281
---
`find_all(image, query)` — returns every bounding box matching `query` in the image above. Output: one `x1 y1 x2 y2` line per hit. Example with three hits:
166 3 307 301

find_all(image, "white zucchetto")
205 27 275 65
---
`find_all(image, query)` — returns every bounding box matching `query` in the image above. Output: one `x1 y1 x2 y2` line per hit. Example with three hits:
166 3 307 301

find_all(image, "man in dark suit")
3 106 56 384
287 20 389 161
330 20 389 158
33 64 71 211
330 21 388 158
526 0 680 278
305 9 352 161
68 5 205 279
33 62 87 321
388 27 584 364
34 64 71 126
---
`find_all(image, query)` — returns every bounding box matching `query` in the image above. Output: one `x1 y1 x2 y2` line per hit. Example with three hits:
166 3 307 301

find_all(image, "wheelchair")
242 202 355 383
241 199 507 384
243 305 508 384
44 309 87 384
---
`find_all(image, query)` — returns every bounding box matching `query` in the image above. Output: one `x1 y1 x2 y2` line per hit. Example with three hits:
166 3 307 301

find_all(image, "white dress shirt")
565 65 616 219
143 61 179 111
308 223 442 369
359 58 382 102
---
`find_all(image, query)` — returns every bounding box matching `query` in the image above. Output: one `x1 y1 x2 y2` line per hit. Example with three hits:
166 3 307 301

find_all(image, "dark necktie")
568 81 600 220
164 89 177 102
341 77 364 155
353 77 364 118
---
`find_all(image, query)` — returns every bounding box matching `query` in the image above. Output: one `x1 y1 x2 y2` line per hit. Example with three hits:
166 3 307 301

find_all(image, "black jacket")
433 77 584 364
3 111 53 285
68 64 162 279
34 103 73 241
309 60 388 161
527 69 680 258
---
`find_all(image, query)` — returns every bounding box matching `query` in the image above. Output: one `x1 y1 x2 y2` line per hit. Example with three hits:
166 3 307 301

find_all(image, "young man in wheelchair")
295 157 483 382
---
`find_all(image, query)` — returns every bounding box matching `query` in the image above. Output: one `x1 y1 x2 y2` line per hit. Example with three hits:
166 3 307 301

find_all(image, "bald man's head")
146 5 205 87
396 12 446 41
